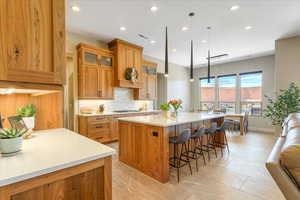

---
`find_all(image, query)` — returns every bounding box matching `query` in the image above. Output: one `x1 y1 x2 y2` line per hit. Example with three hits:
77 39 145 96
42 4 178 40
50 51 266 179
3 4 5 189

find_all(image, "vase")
171 111 178 118
162 111 170 118
0 137 23 157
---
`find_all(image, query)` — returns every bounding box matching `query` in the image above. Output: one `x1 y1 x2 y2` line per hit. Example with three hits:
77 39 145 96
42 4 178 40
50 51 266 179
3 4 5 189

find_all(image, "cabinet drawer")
88 130 110 140
88 116 110 123
88 122 110 132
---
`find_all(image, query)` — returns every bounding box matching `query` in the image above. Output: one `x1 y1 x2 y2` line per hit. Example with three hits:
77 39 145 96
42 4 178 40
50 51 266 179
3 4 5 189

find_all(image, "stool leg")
183 143 192 176
193 138 199 171
200 137 206 165
219 131 224 157
212 134 218 158
224 132 230 154
206 134 211 161
177 144 181 183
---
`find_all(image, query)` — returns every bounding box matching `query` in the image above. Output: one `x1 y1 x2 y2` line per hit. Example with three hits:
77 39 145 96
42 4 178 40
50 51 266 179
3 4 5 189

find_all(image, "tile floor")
108 132 286 200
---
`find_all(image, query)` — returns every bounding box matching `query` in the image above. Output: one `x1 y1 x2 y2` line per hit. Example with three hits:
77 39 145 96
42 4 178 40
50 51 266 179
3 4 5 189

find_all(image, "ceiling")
67 0 300 67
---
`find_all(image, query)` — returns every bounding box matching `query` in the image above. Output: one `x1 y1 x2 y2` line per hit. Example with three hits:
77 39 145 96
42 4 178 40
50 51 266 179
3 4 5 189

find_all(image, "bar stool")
169 129 192 182
185 128 206 171
216 121 231 157
202 122 218 161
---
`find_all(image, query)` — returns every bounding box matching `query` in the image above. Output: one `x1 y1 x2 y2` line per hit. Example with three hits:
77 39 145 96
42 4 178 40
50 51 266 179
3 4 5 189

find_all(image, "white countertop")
0 128 115 187
118 112 226 127
78 110 161 117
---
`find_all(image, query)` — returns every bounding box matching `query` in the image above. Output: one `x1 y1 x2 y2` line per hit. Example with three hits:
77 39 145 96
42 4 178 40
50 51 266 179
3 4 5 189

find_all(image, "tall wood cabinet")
77 43 114 99
0 0 66 85
134 60 157 100
108 39 143 88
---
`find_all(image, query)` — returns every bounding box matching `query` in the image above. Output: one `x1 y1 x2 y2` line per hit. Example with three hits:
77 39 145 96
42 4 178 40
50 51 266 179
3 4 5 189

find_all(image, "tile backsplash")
78 88 154 112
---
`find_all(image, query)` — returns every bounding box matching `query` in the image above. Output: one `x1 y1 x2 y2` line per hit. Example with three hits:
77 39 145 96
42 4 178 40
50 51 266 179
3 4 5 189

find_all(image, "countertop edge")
0 151 115 187
78 110 161 117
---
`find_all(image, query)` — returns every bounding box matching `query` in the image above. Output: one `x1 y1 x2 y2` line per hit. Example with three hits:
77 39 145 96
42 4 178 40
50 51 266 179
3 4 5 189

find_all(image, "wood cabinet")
134 60 157 100
108 39 143 88
78 43 114 99
78 112 160 144
0 0 66 85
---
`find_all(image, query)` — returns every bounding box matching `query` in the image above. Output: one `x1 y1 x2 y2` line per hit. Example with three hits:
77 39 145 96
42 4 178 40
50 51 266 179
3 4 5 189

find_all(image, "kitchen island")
0 128 115 200
118 112 225 183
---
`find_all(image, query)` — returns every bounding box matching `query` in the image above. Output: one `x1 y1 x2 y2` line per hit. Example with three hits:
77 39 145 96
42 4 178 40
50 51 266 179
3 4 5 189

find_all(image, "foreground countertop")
0 128 115 187
118 112 226 127
78 110 161 117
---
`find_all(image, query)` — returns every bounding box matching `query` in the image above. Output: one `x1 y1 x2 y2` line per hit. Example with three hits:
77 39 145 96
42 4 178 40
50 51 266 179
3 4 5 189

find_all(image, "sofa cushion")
280 129 300 187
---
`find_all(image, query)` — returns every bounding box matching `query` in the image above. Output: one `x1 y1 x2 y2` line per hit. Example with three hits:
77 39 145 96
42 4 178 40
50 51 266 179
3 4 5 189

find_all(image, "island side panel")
0 157 112 200
118 121 169 183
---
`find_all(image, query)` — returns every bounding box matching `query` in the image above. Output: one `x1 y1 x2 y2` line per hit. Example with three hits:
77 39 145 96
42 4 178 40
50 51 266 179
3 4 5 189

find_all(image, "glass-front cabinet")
77 43 114 99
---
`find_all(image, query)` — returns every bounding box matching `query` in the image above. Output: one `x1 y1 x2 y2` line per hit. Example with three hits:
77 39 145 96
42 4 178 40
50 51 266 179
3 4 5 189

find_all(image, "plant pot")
23 117 35 130
0 137 23 157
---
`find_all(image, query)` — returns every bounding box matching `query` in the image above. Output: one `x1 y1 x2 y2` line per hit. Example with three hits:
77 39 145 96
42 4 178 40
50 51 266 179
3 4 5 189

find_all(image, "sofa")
266 113 300 200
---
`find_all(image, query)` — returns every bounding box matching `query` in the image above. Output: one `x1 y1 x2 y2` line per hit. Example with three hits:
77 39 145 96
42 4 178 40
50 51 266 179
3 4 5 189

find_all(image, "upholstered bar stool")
185 128 206 171
169 129 192 182
202 122 218 161
215 121 231 157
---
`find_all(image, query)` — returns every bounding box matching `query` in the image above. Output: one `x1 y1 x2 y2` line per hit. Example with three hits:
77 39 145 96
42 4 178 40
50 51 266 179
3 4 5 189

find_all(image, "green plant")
160 104 170 111
16 104 36 117
264 82 300 126
0 128 27 139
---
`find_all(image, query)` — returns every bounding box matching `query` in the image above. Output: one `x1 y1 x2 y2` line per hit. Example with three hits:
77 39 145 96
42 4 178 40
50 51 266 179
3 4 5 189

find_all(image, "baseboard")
248 127 274 134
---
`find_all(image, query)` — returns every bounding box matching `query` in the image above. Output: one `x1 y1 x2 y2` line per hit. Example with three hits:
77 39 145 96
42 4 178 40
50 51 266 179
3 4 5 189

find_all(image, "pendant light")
207 26 211 83
190 40 194 82
164 26 169 77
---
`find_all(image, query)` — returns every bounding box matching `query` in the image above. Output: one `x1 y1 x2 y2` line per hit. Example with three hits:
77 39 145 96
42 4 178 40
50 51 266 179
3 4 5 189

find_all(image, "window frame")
199 71 263 116
239 71 263 116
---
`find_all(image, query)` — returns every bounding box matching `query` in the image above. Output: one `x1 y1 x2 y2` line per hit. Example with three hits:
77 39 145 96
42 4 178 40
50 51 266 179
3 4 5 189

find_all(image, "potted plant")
0 128 27 156
160 104 170 118
16 104 36 131
168 99 183 117
264 82 300 132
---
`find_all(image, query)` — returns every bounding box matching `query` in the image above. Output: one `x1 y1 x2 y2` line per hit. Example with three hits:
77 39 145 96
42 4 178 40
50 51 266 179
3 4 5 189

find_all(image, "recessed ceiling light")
201 40 207 43
150 6 158 12
172 49 177 52
230 5 239 11
71 5 80 12
182 26 189 31
120 26 126 31
150 40 156 44
244 26 253 30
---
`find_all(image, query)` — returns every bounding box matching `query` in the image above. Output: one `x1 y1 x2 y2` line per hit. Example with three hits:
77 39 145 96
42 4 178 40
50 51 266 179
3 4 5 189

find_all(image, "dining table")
225 113 246 135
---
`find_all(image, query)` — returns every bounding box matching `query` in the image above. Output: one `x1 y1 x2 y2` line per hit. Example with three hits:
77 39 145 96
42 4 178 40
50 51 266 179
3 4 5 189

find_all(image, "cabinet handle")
98 90 102 97
152 131 158 137
95 125 104 128
95 117 104 120
14 47 20 58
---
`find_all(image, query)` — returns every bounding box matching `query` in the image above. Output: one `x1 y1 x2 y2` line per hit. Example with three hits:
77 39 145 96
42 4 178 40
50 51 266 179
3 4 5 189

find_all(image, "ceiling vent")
138 34 149 40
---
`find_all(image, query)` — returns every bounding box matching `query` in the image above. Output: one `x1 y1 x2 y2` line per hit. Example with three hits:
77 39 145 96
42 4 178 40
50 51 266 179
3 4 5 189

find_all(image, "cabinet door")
110 117 119 140
147 75 157 100
99 68 114 99
0 0 65 85
83 50 99 66
84 66 99 98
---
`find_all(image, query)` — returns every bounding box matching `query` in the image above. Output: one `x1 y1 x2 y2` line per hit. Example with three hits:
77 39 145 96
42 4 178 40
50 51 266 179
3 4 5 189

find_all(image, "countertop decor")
0 127 27 157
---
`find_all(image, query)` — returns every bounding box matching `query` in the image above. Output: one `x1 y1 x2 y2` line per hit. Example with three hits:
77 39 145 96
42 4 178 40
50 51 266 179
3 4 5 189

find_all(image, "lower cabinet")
78 112 160 143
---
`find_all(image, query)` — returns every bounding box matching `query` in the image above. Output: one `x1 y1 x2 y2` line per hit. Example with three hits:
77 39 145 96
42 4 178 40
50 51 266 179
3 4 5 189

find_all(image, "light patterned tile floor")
107 132 286 200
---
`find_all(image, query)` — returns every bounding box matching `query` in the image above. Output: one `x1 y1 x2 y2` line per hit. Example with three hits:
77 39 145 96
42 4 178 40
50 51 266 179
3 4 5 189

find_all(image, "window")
200 77 216 111
218 75 237 113
240 71 262 116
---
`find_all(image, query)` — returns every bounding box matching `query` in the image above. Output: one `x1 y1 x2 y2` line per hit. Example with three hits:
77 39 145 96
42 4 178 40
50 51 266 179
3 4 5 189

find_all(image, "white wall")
191 55 275 133
144 55 191 111
275 36 300 91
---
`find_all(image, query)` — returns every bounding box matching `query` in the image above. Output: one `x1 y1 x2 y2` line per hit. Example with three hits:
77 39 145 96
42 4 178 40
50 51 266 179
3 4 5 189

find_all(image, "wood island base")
0 157 112 200
118 117 225 183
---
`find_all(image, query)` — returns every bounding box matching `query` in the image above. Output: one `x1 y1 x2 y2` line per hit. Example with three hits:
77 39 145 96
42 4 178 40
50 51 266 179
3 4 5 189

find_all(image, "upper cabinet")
77 43 114 99
134 60 157 100
0 0 66 85
108 39 143 88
